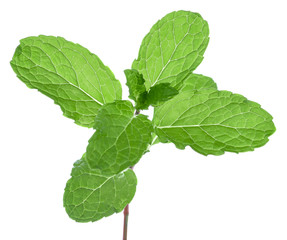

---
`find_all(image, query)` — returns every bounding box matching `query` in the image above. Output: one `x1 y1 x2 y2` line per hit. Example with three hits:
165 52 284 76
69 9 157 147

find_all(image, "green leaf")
64 158 137 223
135 91 149 110
124 69 149 110
132 11 209 90
150 132 161 146
86 100 153 174
172 71 217 92
153 89 276 155
124 69 146 101
146 83 178 107
124 69 179 109
10 35 122 128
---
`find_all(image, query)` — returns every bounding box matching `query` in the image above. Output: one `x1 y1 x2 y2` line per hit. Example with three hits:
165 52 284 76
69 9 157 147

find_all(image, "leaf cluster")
10 10 276 223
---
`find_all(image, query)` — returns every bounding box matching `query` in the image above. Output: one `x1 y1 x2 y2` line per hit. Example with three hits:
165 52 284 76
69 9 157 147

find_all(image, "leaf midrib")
150 15 199 88
156 123 266 131
12 60 103 107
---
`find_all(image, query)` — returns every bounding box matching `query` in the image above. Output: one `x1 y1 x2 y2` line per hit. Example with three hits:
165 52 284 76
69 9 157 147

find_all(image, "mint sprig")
10 10 276 239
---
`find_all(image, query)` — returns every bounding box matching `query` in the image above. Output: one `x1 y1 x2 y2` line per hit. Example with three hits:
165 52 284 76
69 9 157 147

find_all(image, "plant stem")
123 166 134 240
123 204 129 240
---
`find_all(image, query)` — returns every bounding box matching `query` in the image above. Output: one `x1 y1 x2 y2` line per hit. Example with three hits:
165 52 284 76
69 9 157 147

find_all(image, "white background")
1 0 287 239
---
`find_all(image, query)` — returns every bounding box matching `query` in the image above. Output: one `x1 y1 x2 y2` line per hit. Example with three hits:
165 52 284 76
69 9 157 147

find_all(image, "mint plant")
10 10 275 239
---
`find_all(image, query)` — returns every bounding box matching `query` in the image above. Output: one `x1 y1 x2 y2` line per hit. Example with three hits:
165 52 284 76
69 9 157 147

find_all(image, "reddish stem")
123 204 129 240
123 166 134 240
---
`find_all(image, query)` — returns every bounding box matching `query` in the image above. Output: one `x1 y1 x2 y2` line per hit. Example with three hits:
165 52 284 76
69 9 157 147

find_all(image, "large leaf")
132 11 209 90
86 100 153 174
153 89 276 155
64 158 137 222
10 35 122 128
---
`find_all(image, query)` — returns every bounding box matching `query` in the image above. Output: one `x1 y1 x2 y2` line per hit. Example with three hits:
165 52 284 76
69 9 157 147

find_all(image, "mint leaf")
10 35 122 128
124 69 148 110
124 69 146 101
151 133 161 146
173 71 217 92
86 100 153 174
153 89 276 155
124 69 178 109
63 157 137 223
132 11 209 90
146 83 178 107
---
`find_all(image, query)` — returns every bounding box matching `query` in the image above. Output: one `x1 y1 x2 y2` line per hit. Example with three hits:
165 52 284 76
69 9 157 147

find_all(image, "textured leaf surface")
10 35 122 127
147 83 178 106
86 100 153 174
153 89 276 155
124 69 146 101
132 11 209 90
173 71 217 92
124 69 148 110
124 69 179 109
64 158 137 222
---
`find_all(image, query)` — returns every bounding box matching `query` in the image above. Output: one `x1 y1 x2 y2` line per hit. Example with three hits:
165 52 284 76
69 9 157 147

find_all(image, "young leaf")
146 83 178 106
10 35 122 128
173 71 217 92
153 89 276 155
124 69 149 110
64 158 137 223
124 69 146 101
132 11 209 90
124 69 179 110
86 100 153 174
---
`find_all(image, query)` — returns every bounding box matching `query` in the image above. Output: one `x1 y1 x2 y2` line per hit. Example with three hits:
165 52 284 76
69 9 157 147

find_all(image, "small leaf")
63 158 137 223
86 100 153 174
124 69 149 110
135 91 149 110
10 35 122 128
153 89 276 155
147 83 178 106
124 69 146 101
132 11 209 90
